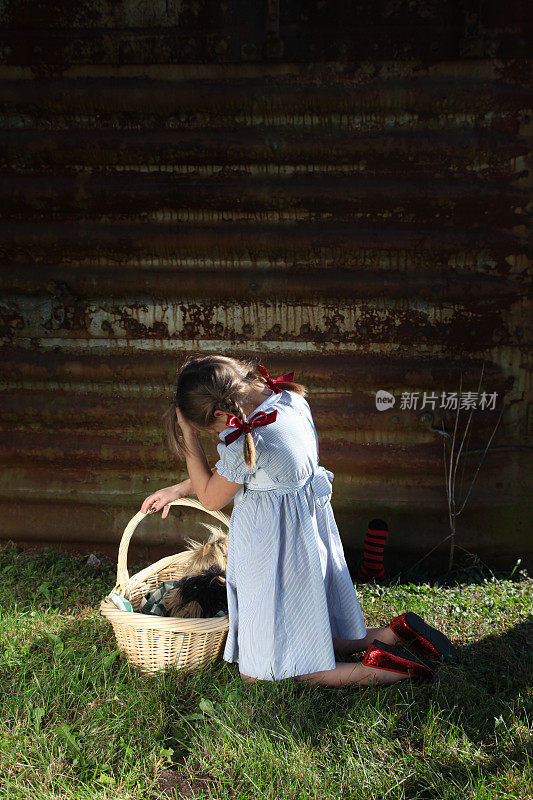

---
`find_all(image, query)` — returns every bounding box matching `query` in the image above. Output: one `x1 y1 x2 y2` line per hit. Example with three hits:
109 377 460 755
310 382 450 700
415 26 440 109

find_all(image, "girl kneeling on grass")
141 355 458 687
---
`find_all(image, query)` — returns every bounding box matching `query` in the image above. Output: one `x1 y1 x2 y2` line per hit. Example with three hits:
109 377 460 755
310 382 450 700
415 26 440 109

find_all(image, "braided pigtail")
217 395 257 470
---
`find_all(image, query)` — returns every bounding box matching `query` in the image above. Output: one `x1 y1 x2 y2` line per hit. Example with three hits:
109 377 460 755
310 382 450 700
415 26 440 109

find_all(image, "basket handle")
115 497 231 597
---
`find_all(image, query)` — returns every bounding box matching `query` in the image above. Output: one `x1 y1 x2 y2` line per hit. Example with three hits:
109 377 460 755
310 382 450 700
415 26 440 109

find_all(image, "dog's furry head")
182 522 228 577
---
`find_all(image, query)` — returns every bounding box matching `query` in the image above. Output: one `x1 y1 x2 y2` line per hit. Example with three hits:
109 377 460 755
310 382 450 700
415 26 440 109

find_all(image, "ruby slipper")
390 612 459 664
362 640 434 682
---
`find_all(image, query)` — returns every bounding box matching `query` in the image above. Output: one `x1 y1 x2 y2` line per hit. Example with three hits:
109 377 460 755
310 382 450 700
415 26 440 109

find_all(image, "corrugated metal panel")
0 3 531 566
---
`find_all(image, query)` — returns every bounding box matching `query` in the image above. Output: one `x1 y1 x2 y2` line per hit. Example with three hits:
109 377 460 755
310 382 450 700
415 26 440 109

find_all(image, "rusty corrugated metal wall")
0 2 531 567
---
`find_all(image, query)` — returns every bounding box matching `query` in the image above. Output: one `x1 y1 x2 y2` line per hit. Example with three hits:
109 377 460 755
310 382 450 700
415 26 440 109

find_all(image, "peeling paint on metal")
0 4 531 563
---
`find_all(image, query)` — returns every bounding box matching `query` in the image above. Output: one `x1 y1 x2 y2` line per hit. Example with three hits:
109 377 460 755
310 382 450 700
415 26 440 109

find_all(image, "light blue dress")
214 388 367 681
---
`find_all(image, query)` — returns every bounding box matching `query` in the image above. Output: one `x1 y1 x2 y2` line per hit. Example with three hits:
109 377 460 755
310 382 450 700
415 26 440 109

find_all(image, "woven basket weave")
100 498 231 675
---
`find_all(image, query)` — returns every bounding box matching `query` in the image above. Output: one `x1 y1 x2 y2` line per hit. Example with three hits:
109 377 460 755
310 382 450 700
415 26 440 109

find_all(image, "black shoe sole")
370 639 435 681
404 612 459 664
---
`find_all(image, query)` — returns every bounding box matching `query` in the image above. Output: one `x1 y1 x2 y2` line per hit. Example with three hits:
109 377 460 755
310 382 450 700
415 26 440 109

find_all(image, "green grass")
0 544 531 800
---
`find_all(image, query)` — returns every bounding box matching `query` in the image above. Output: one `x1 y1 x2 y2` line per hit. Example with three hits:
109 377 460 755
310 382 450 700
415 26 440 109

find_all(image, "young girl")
141 355 457 687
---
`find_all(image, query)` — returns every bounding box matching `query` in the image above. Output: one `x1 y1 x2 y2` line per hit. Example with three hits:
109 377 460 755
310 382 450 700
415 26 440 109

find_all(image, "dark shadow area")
294 620 531 745
399 741 531 800
3 541 530 602
0 543 117 613
344 544 531 588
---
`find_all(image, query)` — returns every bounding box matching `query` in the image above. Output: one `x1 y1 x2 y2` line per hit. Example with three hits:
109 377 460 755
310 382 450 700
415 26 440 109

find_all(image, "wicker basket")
100 498 231 675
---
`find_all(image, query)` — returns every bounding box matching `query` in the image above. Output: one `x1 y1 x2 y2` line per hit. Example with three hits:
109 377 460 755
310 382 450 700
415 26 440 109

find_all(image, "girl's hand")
140 481 191 519
176 407 199 440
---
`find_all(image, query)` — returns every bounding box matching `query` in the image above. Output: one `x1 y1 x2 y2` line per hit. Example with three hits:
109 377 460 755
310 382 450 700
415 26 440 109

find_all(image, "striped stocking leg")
356 518 389 581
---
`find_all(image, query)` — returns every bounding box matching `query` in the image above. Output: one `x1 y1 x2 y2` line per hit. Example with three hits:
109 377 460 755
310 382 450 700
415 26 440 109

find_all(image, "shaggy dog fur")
164 565 228 618
163 523 229 618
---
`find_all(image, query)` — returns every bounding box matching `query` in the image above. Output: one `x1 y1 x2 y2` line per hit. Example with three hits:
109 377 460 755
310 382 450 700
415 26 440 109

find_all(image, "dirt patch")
150 761 218 799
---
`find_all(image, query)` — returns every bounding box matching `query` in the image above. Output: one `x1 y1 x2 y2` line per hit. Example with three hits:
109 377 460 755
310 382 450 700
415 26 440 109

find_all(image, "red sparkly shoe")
363 640 434 682
390 612 459 664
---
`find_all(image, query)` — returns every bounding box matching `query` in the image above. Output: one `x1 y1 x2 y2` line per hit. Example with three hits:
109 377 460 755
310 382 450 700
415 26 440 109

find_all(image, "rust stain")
0 4 531 562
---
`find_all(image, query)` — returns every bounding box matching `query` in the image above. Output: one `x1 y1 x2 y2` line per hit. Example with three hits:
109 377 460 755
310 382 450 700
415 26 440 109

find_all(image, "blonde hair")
163 523 229 617
162 354 307 469
182 523 229 576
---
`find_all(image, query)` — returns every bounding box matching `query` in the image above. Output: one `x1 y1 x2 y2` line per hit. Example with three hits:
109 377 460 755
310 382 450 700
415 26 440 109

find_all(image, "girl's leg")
241 664 408 687
297 661 408 688
240 672 258 683
333 624 401 657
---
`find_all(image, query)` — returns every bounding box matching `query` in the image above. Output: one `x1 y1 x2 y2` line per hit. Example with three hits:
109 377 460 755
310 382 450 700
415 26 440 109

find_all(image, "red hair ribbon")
224 409 278 446
257 364 295 394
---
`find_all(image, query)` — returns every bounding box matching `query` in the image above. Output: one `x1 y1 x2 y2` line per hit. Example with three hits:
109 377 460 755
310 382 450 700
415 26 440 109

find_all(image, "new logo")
375 390 395 411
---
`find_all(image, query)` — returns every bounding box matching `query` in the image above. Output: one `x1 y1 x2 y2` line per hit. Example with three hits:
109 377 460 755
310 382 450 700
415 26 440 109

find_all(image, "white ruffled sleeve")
215 434 270 485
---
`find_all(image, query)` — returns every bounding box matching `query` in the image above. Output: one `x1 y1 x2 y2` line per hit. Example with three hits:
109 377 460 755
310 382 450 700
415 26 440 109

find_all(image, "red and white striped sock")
356 518 389 581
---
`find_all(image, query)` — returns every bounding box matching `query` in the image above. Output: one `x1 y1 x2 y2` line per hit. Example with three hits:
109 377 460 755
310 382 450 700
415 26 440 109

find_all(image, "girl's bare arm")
182 431 242 511
141 465 220 517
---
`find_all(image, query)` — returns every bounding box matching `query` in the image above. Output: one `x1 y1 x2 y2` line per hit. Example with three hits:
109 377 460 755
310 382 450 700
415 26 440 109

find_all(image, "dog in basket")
162 524 228 618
